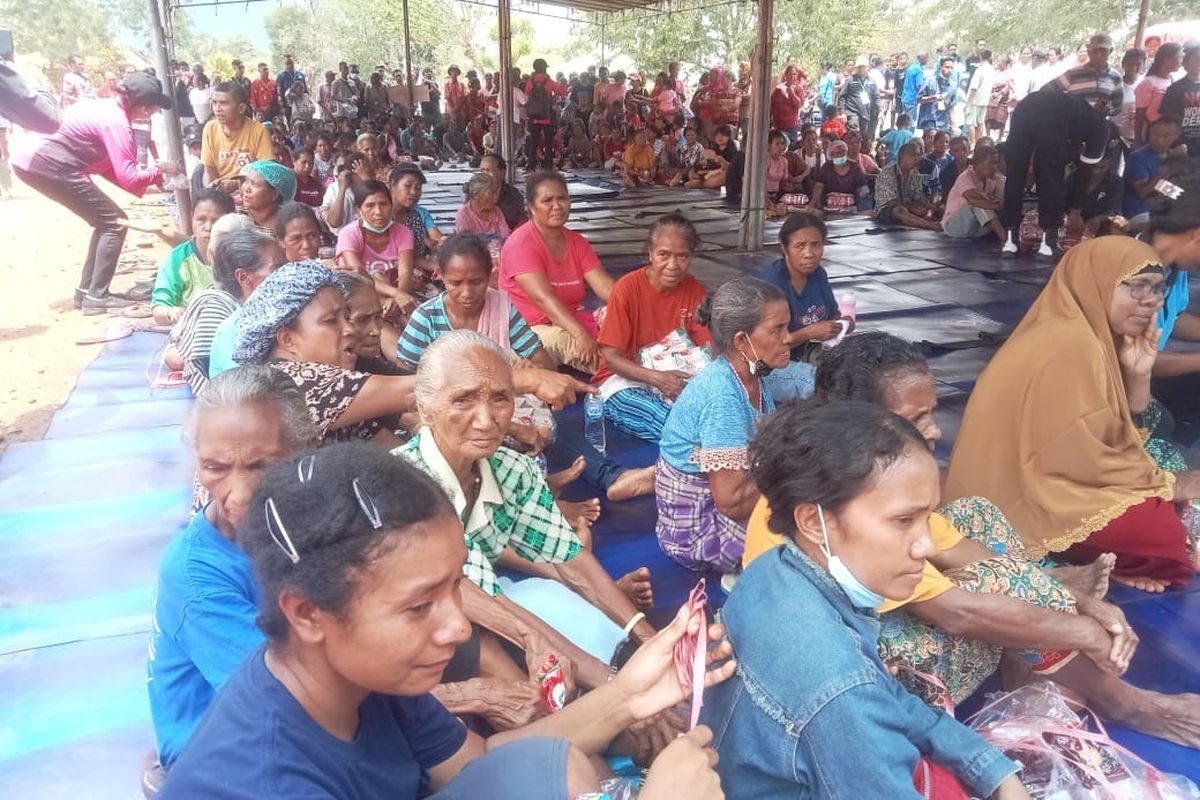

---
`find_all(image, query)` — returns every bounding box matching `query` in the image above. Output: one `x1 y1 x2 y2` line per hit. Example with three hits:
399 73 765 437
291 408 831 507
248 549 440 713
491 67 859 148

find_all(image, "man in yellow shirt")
201 82 273 194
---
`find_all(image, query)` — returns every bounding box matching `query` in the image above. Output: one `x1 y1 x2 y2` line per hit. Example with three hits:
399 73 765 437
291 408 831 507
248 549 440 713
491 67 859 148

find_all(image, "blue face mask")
832 156 849 166
362 218 394 234
817 504 885 609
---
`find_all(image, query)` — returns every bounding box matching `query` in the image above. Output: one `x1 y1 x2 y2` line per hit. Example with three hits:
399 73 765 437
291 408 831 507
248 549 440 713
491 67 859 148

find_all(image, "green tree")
2 0 128 73
262 0 460 77
578 0 880 76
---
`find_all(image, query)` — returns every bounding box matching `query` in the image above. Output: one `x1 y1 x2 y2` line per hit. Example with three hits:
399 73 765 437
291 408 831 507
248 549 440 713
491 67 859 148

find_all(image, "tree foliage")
1 0 130 71
577 0 881 75
263 0 467 77
873 0 1200 57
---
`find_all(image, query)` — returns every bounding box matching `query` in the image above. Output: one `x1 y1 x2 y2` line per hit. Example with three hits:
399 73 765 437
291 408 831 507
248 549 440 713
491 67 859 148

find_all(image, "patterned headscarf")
234 260 341 364
242 159 297 203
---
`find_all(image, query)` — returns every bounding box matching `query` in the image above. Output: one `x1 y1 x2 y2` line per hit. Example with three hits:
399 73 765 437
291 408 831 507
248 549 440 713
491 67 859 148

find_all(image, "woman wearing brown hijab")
944 237 1199 593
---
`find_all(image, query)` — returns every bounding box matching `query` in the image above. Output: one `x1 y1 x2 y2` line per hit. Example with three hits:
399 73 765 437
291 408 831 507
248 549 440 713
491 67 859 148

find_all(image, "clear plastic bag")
574 777 639 800
967 682 1200 799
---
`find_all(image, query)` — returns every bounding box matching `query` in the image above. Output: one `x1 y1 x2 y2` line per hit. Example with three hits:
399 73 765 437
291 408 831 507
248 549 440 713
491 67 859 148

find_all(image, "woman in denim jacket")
702 400 1030 799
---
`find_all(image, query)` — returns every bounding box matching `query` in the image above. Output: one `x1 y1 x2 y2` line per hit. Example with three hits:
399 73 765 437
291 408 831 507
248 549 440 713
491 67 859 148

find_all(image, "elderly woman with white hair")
395 330 658 668
146 366 317 786
455 173 511 240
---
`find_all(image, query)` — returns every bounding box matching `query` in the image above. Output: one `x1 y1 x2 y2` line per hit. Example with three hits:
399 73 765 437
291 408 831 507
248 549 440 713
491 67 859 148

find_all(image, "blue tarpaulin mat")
2 199 1197 797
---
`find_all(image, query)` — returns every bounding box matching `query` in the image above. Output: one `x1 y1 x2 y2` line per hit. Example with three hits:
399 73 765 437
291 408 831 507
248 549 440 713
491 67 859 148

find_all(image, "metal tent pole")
402 0 415 111
148 0 192 234
498 0 517 185
738 0 774 250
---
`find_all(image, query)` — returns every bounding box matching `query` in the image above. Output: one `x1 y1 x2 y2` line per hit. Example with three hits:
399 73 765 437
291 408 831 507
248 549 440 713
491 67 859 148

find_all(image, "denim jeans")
762 360 816 405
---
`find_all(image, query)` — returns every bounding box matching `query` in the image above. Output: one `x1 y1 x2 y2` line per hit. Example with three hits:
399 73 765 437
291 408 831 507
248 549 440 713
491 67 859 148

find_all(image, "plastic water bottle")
584 393 606 456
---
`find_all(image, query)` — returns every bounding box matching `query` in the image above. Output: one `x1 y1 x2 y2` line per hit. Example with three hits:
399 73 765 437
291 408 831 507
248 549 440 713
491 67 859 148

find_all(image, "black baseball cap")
121 72 172 109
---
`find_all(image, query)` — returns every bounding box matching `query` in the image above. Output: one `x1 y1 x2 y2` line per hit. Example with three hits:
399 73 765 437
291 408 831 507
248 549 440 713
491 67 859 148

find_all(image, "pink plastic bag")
968 682 1199 799
672 579 708 730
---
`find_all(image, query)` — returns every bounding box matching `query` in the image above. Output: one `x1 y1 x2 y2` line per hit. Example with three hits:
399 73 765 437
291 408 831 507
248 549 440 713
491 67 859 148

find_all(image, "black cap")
120 72 172 110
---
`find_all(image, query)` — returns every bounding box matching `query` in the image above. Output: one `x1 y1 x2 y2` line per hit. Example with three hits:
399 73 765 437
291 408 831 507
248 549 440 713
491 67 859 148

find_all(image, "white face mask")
817 504 885 609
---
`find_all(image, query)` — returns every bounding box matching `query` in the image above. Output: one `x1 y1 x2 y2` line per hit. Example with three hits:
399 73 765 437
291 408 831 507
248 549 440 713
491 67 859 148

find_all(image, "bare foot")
1108 575 1166 594
616 566 654 610
1112 691 1200 749
606 465 656 502
546 457 586 496
556 497 601 530
1050 553 1117 599
1111 574 1170 593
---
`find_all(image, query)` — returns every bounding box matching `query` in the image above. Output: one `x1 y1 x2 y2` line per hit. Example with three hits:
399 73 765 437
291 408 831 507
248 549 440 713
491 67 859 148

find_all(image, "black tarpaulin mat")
829 278 944 315
875 268 1043 308
854 305 1010 348
925 346 1000 390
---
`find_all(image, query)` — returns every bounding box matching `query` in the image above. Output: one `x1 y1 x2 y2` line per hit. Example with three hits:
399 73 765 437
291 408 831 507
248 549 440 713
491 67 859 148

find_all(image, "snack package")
968 682 1200 799
636 328 712 405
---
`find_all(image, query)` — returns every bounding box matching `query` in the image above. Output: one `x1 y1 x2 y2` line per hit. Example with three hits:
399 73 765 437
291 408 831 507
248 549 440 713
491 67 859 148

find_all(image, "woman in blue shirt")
704 400 1029 799
656 277 791 573
160 441 734 799
148 366 317 772
758 212 853 402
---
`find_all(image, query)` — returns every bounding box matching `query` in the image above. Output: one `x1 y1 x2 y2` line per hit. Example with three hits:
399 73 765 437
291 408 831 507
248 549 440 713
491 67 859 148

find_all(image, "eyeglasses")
1121 280 1167 300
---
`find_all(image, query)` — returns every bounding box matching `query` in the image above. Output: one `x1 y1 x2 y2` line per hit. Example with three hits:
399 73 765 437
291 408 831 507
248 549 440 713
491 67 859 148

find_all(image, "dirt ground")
0 163 174 452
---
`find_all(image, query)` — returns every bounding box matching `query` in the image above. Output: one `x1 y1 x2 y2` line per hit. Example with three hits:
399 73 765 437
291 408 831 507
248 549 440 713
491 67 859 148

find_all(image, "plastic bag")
636 328 712 405
968 682 1200 799
575 777 639 800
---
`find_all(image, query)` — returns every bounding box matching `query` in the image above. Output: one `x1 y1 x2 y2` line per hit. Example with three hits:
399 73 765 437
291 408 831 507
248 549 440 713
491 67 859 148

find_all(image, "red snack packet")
672 578 708 729
537 653 567 713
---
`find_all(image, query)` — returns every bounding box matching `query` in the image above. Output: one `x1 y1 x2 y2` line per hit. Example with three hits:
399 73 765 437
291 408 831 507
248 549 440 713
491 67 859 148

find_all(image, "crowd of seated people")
128 40 1200 798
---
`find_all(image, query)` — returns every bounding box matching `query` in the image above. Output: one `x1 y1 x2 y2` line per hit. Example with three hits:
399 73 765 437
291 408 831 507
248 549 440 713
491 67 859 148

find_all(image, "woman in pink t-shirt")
1134 43 1181 145
335 179 416 323
498 172 616 371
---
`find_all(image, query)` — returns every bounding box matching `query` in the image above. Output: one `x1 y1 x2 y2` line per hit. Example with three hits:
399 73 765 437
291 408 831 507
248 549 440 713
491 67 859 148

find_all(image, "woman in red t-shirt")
594 213 712 442
499 172 616 371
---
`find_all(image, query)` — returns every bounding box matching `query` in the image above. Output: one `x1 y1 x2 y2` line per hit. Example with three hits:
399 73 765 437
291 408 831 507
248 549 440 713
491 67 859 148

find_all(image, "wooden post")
1133 0 1151 49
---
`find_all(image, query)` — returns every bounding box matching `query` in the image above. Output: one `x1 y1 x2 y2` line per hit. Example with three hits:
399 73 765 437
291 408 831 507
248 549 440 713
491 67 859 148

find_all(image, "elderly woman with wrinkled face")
395 331 658 662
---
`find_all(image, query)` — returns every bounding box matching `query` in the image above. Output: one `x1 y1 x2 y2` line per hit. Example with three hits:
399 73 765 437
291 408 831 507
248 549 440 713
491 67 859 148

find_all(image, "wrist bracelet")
622 611 646 637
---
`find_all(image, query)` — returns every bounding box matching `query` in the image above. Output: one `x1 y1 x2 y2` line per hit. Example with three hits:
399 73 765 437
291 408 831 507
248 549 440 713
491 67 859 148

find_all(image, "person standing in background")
275 55 304 123
964 50 995 146
1113 48 1147 145
250 63 275 118
230 59 252 114
173 62 195 128
901 53 927 123
1160 43 1200 160
1134 43 1182 146
62 54 94 107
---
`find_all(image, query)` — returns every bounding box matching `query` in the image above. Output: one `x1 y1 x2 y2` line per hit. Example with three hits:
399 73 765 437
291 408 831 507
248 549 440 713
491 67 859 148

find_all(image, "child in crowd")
622 127 656 187
291 148 324 208
561 119 593 170
151 189 236 325
675 126 707 186
880 114 915 164
602 125 626 171
820 105 847 139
